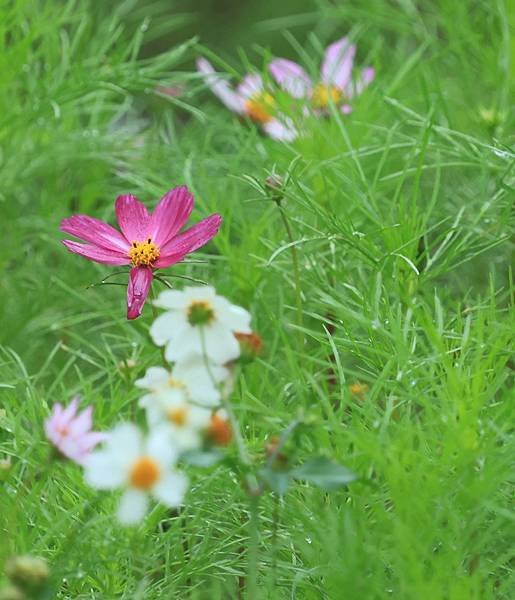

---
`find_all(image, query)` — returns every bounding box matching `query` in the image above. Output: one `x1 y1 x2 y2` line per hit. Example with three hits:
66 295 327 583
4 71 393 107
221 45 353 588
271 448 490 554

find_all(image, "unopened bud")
265 436 288 467
5 556 49 589
478 107 505 128
265 174 285 204
265 174 283 189
118 359 137 370
235 332 263 362
207 411 232 446
349 382 369 400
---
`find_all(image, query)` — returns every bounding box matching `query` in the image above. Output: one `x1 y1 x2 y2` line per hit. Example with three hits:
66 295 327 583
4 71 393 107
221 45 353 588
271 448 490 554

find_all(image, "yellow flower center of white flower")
312 83 343 109
167 377 185 389
244 92 275 123
187 300 215 326
128 238 160 267
167 406 188 426
130 456 160 489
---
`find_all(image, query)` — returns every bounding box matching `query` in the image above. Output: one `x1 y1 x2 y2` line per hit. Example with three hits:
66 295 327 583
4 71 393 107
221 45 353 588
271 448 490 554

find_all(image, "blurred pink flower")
196 57 298 142
60 186 222 319
269 37 375 115
44 396 106 465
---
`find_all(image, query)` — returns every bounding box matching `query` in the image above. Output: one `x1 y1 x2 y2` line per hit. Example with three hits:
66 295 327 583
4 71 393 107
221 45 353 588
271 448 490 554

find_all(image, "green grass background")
0 0 513 598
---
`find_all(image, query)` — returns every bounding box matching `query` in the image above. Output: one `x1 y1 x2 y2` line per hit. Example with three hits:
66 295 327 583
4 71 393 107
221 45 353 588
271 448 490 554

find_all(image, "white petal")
183 286 216 301
153 289 189 309
169 427 202 451
84 452 126 490
174 359 226 406
164 327 203 363
213 298 252 332
188 406 212 429
146 427 179 468
135 367 169 390
108 423 142 460
204 323 241 363
143 404 167 428
152 472 189 508
149 312 188 346
117 489 149 525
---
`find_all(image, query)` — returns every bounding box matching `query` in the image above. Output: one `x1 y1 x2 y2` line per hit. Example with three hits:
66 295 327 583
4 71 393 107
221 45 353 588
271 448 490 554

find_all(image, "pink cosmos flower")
196 57 298 142
44 396 106 465
60 186 222 319
269 37 375 115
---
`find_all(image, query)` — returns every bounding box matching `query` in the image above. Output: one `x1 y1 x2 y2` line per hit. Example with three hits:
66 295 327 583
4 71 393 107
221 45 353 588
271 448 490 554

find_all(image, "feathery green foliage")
0 0 513 598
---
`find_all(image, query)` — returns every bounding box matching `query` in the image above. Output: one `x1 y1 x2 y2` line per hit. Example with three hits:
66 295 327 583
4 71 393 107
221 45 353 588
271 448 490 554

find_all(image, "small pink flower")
60 186 222 319
44 397 106 465
269 36 375 115
196 57 298 142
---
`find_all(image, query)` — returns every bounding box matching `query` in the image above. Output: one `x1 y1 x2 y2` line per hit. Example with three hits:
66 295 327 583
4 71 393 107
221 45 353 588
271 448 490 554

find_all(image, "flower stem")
246 494 260 599
271 494 279 588
149 284 168 368
276 203 304 339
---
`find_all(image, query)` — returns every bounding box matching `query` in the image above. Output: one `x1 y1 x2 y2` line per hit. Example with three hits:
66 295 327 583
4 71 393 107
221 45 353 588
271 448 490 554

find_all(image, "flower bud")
207 411 232 446
349 382 368 400
265 174 284 189
265 174 285 204
265 436 288 467
235 332 263 363
5 556 49 589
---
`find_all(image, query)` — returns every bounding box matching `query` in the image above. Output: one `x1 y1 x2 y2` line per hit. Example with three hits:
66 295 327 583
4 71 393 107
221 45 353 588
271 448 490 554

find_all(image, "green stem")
277 203 304 338
220 391 251 468
271 494 279 588
246 494 260 599
149 284 168 368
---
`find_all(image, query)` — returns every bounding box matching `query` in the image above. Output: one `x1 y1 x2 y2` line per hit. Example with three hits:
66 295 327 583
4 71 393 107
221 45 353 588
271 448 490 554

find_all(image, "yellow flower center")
128 238 160 267
187 300 215 326
167 377 185 390
130 456 160 489
167 406 188 426
244 92 275 123
312 83 343 109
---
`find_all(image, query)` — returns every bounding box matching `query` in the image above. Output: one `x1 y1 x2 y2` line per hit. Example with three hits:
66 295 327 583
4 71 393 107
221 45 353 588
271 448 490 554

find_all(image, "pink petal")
115 194 150 243
148 186 194 247
79 431 108 453
62 240 129 266
127 267 153 320
237 74 264 99
262 118 298 142
349 66 375 98
268 58 312 98
197 58 245 114
60 397 79 427
68 406 92 436
60 215 129 253
321 37 356 90
155 214 222 268
341 104 353 114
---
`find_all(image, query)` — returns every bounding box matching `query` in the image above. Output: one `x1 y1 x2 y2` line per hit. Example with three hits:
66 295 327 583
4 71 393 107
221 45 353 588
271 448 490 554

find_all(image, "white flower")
135 360 228 408
150 286 251 364
84 423 188 525
136 363 227 450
